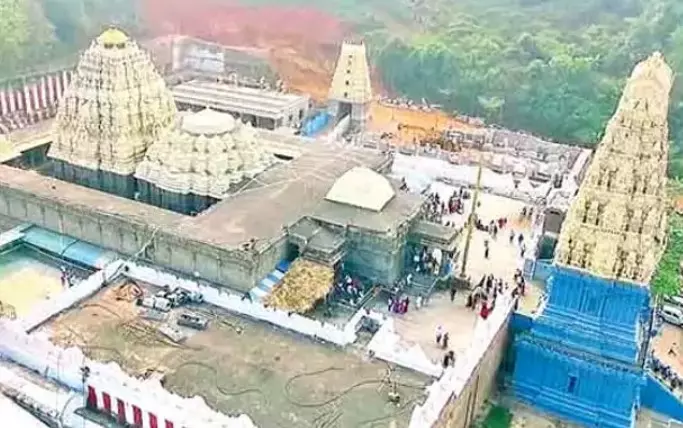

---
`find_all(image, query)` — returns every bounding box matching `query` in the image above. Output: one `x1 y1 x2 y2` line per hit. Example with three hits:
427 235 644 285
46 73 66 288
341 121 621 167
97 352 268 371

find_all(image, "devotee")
435 325 444 346
480 301 491 320
441 332 450 349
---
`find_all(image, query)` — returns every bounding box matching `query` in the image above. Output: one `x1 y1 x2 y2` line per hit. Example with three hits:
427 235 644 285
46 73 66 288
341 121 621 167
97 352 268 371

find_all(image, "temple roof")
97 27 129 46
554 53 673 285
49 28 176 175
134 109 276 198
325 166 395 212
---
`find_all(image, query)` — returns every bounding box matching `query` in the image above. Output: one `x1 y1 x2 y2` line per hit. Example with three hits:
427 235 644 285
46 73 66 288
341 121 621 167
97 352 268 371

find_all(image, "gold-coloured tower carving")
555 52 673 285
49 27 177 176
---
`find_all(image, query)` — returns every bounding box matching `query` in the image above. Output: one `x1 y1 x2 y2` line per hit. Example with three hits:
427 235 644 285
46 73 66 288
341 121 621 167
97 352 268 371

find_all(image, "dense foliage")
360 0 683 177
0 0 139 78
651 213 683 297
1 0 682 175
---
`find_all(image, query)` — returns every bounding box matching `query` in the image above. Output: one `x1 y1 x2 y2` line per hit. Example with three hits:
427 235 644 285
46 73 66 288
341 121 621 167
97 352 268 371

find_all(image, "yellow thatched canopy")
264 259 334 313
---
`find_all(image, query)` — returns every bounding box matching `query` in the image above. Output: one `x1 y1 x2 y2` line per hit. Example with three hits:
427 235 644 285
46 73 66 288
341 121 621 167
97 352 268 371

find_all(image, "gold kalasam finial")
97 27 129 46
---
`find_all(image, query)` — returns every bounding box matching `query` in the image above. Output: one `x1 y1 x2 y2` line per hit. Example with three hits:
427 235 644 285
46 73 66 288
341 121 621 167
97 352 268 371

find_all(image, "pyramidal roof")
134 109 276 198
554 52 673 285
49 27 177 175
325 166 395 212
328 40 372 104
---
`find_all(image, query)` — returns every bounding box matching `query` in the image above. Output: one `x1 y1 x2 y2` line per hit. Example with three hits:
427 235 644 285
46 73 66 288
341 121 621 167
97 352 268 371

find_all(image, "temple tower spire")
49 27 176 179
327 39 373 132
555 52 673 285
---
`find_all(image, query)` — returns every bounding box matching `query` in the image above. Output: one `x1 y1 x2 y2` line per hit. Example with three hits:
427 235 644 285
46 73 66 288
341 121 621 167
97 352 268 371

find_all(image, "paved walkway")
378 188 537 365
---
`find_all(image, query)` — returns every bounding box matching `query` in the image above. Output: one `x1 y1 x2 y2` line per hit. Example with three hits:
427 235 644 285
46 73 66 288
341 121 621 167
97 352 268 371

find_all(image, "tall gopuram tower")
327 39 373 132
512 52 673 428
49 27 177 198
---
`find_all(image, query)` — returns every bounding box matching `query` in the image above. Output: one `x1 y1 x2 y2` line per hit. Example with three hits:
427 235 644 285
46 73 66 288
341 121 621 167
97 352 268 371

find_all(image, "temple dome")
134 109 276 198
181 108 236 135
49 27 177 176
325 167 395 212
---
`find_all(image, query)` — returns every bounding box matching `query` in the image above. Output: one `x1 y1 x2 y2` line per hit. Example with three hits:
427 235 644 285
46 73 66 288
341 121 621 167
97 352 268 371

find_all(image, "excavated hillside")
141 0 349 100
140 0 478 138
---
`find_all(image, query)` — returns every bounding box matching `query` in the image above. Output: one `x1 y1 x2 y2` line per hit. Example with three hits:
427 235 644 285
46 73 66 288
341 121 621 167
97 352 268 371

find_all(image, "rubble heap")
264 259 334 313
135 109 275 198
49 28 176 175
555 52 673 284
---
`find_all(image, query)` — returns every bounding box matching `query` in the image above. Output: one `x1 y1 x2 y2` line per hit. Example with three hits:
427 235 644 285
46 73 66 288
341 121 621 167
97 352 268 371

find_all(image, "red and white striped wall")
0 69 72 133
87 384 176 428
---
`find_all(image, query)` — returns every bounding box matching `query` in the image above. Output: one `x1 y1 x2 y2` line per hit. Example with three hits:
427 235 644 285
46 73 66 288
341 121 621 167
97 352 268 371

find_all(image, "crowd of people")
409 246 444 277
331 274 368 307
424 188 469 224
429 270 526 369
652 354 683 394
465 270 525 321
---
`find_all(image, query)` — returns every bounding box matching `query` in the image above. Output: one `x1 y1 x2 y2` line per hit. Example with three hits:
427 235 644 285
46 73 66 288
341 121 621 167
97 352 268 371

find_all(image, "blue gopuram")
511 52 674 428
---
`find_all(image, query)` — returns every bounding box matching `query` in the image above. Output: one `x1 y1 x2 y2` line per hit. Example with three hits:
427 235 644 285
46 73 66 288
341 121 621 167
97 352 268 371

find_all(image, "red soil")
141 0 351 100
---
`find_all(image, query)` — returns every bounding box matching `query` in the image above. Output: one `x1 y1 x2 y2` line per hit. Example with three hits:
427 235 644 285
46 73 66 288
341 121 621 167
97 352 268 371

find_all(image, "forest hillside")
1 0 682 176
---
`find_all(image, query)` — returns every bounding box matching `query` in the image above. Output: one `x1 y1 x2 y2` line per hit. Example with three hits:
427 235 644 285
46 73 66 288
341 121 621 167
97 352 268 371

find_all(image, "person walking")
435 325 443 346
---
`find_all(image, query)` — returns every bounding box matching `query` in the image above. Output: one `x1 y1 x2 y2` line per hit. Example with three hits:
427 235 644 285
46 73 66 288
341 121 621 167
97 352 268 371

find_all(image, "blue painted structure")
511 265 652 428
641 374 683 422
302 112 331 137
249 259 292 301
19 226 118 269
510 312 533 334
532 259 553 283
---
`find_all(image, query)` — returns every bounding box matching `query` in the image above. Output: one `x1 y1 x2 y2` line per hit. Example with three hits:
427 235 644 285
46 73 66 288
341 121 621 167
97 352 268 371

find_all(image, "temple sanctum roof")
554 52 673 285
49 27 177 176
134 109 276 198
325 166 395 212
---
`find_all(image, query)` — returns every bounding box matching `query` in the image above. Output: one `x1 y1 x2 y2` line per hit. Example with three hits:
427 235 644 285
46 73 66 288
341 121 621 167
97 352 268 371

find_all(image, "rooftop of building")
183 144 403 248
0 141 398 250
41 282 431 428
171 80 309 119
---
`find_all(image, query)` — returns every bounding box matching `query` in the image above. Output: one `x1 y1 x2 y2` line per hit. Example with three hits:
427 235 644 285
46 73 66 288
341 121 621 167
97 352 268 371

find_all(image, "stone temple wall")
0 185 263 292
344 226 407 285
434 312 511 428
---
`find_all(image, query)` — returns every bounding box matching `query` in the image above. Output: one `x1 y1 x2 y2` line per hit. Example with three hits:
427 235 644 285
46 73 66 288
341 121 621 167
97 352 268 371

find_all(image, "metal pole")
459 159 483 278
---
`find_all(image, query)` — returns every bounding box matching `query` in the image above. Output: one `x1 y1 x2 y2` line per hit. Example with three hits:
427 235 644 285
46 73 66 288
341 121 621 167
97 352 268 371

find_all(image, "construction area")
41 279 431 428
0 246 68 318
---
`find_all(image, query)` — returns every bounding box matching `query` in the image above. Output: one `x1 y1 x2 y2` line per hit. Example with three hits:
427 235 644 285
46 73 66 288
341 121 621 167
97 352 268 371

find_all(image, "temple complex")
49 28 176 198
2 24 681 428
512 53 673 428
328 40 373 131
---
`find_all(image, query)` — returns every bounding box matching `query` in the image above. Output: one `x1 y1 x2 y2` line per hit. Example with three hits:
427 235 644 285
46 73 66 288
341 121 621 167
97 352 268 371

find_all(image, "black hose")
171 361 264 398
284 366 424 408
